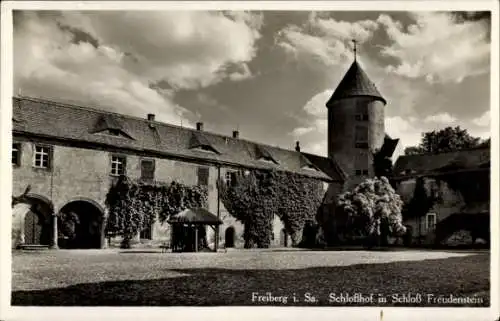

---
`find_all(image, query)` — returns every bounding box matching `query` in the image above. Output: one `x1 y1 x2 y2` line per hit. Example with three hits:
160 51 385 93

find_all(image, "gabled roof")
13 96 337 181
168 208 223 225
393 147 490 177
326 60 386 106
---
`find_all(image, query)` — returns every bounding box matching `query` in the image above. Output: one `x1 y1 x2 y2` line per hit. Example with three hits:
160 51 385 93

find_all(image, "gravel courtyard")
11 249 489 307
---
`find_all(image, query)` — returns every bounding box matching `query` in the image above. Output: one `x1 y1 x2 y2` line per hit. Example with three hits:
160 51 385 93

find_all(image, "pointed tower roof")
326 60 386 106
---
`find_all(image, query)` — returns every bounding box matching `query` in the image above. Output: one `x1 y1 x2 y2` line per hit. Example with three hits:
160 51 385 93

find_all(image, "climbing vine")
218 169 324 248
402 177 442 219
105 175 208 248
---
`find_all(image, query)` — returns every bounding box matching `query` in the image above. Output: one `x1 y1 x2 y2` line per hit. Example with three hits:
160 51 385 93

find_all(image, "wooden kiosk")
168 208 223 252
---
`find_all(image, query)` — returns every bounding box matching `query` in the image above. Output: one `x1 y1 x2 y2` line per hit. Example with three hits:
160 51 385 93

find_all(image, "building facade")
12 54 400 250
392 148 490 245
11 97 341 250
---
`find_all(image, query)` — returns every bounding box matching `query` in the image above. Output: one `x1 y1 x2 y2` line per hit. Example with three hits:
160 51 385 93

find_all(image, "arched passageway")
225 226 235 248
58 200 104 249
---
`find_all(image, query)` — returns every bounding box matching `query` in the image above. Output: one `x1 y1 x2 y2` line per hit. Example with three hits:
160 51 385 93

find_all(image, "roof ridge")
14 95 311 157
398 146 490 158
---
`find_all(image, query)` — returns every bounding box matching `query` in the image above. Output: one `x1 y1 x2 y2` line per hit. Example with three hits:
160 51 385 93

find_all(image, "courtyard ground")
11 248 490 307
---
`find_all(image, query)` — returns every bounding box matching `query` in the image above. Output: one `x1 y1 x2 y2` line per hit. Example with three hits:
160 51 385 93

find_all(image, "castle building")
11 53 398 250
393 147 490 246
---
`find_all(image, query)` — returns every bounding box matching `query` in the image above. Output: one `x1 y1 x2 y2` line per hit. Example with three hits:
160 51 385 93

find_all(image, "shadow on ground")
12 254 490 307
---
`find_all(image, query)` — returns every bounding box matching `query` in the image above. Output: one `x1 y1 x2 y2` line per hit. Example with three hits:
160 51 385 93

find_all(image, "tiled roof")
13 96 343 182
168 208 223 225
393 147 490 177
326 61 386 106
302 152 347 182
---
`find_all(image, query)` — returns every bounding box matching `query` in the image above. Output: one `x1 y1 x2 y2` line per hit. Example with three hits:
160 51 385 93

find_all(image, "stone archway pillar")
50 213 58 249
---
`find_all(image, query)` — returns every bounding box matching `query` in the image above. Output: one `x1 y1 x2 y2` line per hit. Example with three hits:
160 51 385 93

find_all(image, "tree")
404 126 484 155
336 177 406 247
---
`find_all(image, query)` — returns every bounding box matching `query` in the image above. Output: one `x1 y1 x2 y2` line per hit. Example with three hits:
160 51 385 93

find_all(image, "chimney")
196 122 204 131
147 113 155 121
295 141 301 152
232 130 239 139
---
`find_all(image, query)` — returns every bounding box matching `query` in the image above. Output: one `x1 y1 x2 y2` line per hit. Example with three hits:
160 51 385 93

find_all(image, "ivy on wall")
105 175 208 248
218 169 324 248
402 177 442 219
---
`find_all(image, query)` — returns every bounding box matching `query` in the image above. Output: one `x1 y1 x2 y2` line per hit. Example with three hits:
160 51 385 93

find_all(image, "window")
110 155 126 176
12 143 21 166
197 166 209 186
426 213 437 232
355 170 362 176
355 101 368 121
362 170 369 176
140 159 155 181
33 145 51 169
225 171 237 186
355 126 369 149
107 129 121 136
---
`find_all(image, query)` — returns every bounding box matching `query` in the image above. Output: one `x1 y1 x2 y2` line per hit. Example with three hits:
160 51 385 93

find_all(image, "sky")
13 10 492 159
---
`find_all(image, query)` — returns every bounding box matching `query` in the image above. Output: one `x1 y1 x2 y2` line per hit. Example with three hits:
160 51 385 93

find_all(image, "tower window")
355 126 368 149
355 101 369 121
355 114 369 121
355 170 362 176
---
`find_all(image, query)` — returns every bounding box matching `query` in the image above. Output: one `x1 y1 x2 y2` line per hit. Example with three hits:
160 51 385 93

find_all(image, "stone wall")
395 176 469 244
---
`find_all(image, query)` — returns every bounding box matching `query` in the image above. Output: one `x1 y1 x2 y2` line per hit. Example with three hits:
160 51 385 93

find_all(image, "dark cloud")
57 23 100 48
450 11 491 23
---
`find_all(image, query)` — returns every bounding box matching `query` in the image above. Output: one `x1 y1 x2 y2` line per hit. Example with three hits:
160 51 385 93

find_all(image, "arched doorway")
58 200 104 249
13 194 53 247
280 228 288 247
225 226 235 248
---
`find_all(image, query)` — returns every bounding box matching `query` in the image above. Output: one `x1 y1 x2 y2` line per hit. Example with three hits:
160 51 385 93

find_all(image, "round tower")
326 59 386 185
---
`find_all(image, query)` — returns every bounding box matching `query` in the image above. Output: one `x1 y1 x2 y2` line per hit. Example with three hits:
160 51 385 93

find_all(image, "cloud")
14 11 263 124
289 89 331 156
423 113 457 124
472 110 490 127
275 13 379 68
378 12 490 83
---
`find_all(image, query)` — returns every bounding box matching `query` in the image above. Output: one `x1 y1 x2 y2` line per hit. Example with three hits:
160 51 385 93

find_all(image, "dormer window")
107 129 121 136
91 114 134 139
255 145 278 165
189 132 220 154
301 164 318 171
